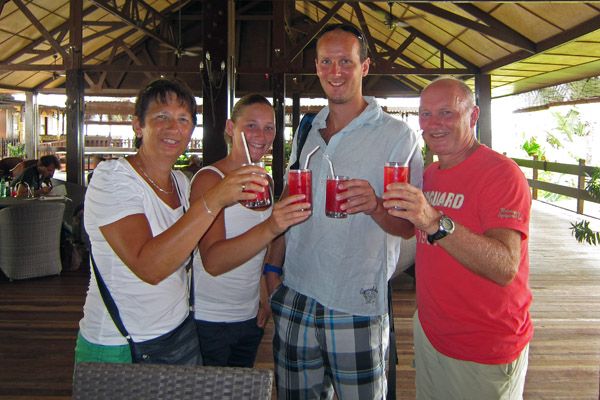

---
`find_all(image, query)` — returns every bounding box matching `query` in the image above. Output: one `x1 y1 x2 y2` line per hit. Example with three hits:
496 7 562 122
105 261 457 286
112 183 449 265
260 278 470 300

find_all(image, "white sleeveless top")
191 166 272 322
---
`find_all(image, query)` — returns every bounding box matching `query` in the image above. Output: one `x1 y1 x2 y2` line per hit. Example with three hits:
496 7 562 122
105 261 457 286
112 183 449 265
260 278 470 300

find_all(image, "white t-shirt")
79 158 191 345
191 166 272 322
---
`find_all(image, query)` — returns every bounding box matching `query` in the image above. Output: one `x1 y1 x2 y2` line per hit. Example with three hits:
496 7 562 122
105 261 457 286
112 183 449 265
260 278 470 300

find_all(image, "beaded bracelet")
201 194 216 218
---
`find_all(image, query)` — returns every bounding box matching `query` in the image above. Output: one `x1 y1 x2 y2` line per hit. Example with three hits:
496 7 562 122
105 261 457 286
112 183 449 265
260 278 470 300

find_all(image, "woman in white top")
190 94 311 367
75 79 267 365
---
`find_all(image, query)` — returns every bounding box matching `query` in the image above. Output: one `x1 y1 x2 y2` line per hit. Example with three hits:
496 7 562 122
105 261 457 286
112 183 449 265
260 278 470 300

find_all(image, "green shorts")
413 311 529 400
74 331 132 364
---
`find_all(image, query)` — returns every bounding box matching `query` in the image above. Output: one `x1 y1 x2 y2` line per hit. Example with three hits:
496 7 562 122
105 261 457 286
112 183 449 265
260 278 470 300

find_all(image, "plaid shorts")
270 285 389 400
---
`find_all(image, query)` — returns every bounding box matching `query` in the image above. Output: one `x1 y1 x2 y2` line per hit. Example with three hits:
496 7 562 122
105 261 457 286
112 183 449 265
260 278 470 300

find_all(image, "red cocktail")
384 162 409 209
243 162 271 209
325 175 348 218
288 169 311 210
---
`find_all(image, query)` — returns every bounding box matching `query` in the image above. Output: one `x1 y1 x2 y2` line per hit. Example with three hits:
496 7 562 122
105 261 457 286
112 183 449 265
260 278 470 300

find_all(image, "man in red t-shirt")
383 77 533 399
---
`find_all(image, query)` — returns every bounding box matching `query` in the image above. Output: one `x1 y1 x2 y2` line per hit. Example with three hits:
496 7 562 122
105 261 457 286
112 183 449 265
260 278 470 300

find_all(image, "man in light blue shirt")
266 23 423 399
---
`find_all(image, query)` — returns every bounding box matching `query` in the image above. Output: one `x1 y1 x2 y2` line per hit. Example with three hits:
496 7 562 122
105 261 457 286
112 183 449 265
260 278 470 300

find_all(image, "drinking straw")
303 146 320 169
406 140 420 164
240 131 252 164
323 153 335 176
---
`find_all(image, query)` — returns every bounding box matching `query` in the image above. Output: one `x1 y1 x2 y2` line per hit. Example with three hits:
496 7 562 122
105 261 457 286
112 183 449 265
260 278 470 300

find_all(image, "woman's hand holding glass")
201 164 269 213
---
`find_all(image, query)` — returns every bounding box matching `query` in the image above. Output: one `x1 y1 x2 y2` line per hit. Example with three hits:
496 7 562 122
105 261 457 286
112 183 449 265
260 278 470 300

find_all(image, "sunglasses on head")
319 24 364 41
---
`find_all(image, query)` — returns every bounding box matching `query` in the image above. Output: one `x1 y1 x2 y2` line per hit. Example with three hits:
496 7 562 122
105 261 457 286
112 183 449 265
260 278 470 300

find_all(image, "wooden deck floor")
1 200 599 399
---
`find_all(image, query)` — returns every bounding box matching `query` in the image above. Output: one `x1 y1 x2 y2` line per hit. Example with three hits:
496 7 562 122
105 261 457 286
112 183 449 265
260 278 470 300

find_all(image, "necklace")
136 159 175 194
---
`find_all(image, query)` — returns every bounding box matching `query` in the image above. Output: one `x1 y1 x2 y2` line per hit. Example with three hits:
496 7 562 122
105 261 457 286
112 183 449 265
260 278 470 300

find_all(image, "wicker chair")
0 157 23 179
0 202 65 280
72 362 274 400
9 159 37 179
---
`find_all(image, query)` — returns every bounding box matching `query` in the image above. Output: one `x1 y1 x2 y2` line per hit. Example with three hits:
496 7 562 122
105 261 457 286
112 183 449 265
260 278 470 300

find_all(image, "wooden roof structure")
1 1 600 188
1 1 600 98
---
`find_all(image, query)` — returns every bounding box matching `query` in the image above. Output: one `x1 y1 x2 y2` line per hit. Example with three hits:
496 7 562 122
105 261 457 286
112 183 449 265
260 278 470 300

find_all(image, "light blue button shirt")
284 97 424 316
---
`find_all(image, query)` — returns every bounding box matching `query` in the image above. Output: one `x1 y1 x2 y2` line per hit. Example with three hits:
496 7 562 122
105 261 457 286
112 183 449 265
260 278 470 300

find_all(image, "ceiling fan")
160 0 202 58
379 2 424 30
51 54 65 80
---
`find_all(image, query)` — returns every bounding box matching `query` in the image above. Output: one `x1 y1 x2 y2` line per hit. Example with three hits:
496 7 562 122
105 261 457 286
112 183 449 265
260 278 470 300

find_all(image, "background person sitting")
12 155 60 197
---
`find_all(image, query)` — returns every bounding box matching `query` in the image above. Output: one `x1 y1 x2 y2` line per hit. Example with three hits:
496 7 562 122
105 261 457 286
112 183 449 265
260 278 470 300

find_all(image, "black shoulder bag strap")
289 112 317 170
91 172 194 343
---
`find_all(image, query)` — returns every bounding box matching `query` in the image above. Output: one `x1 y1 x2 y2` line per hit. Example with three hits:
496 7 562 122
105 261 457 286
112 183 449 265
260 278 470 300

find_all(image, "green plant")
570 220 600 245
521 137 544 159
284 139 292 165
551 109 587 142
174 151 190 167
584 168 600 201
569 167 600 245
7 143 25 158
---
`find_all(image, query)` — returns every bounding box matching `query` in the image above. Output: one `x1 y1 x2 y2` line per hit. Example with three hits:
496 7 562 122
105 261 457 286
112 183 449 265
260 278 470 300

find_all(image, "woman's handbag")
91 253 201 365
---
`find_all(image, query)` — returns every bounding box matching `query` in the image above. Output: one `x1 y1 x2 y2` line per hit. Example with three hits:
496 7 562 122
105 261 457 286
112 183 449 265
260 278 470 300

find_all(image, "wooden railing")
512 156 599 214
1 138 21 158
37 136 205 171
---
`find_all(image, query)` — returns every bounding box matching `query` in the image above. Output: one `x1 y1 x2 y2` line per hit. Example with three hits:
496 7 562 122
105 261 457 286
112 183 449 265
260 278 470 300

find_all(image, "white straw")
240 131 252 164
303 146 320 169
406 140 420 164
323 153 335 177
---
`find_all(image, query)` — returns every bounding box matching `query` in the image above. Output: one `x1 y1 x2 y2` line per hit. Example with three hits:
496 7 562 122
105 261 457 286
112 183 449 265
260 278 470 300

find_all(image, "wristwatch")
427 214 455 244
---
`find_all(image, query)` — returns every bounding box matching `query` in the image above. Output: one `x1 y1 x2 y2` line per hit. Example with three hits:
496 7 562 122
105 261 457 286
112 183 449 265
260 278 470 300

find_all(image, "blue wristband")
263 264 282 276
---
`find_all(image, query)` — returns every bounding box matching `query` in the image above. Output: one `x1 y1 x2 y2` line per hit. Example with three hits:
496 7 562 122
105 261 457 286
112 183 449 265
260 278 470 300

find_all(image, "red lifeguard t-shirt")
416 145 534 365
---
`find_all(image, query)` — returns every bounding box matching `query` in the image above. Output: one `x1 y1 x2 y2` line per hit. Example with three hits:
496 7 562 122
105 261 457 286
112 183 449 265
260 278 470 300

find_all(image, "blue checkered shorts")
270 285 389 399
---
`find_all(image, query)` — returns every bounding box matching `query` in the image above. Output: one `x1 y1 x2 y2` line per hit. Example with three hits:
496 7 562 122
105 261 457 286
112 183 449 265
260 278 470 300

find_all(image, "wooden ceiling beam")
235 1 263 16
455 3 536 51
407 3 536 53
311 2 478 74
82 29 138 64
237 65 470 75
288 2 344 63
1 6 96 64
405 27 478 72
481 13 600 73
88 0 179 52
115 39 154 81
352 3 379 64
11 0 70 59
384 32 417 67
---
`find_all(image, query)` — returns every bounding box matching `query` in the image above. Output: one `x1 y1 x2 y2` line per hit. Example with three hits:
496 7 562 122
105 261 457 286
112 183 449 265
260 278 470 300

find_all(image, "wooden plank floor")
1 200 599 399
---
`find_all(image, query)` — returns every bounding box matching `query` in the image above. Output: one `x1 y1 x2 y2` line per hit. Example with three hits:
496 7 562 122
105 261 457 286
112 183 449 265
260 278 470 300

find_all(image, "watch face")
440 216 455 233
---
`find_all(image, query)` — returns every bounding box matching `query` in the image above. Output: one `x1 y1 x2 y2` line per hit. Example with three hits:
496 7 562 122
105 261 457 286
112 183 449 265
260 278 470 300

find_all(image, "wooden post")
577 159 586 214
532 155 538 200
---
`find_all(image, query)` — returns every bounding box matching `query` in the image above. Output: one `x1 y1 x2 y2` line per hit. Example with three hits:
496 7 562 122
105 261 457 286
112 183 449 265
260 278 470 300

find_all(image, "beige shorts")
413 310 529 400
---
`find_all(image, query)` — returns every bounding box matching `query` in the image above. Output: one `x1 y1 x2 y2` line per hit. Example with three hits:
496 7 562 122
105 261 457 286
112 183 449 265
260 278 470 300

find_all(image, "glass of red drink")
325 175 348 218
288 169 311 210
384 162 409 209
243 162 271 209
